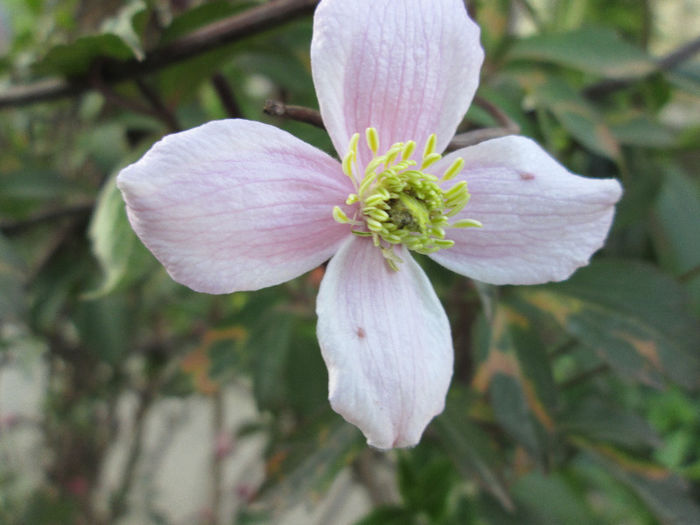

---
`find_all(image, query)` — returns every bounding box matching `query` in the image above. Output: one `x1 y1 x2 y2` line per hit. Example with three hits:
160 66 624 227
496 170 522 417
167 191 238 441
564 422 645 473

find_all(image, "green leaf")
608 113 677 148
511 472 599 525
86 171 151 298
577 439 700 524
471 304 556 462
519 261 700 389
561 399 662 450
354 507 417 525
73 294 132 364
508 26 655 79
99 0 148 60
651 169 700 312
433 388 513 510
36 33 136 77
159 1 253 44
398 451 456 520
529 76 620 159
0 234 26 319
250 311 293 412
256 416 363 511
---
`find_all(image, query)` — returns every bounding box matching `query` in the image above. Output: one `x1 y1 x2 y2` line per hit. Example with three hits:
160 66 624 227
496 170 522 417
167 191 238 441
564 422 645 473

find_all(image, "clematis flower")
117 0 622 449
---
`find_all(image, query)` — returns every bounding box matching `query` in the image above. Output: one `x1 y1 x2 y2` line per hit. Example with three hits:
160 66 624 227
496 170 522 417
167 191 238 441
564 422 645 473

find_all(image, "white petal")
311 0 484 161
316 236 453 449
117 119 352 294
430 136 623 285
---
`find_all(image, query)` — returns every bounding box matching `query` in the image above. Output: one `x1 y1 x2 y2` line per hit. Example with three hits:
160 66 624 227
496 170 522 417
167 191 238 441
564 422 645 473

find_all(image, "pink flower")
117 0 622 449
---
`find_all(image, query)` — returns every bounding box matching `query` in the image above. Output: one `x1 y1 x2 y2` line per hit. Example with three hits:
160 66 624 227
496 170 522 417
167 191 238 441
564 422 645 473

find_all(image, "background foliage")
0 0 699 524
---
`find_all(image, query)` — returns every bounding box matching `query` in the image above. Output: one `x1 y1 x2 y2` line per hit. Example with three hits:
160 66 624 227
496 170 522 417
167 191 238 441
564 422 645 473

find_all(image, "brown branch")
211 73 243 118
473 95 520 131
446 127 516 150
0 0 319 109
263 99 324 128
679 264 700 283
263 99 518 149
134 78 181 132
560 364 610 390
90 66 171 125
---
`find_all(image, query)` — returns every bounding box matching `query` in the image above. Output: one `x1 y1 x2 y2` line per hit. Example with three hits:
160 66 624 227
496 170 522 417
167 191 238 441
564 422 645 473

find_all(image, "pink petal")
430 136 623 285
311 0 484 162
117 119 352 294
316 236 453 449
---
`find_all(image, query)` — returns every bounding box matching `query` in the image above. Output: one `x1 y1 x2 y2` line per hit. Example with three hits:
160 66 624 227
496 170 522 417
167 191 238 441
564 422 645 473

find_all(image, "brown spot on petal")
520 172 536 180
356 327 366 339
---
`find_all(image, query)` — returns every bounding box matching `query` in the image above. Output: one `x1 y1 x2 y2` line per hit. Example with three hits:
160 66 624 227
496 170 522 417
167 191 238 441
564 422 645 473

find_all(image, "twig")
263 99 324 128
263 99 519 149
679 264 700 283
109 388 155 520
210 391 225 525
351 450 395 506
549 338 579 360
90 66 166 123
446 128 517 150
135 78 181 132
211 73 243 118
0 0 319 109
560 364 610 390
473 95 520 131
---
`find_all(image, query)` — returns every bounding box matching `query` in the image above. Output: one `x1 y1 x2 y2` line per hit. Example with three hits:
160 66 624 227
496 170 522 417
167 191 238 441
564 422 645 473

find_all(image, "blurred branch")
560 364 610 390
584 35 700 98
135 78 181 132
679 264 700 283
90 67 178 129
210 391 225 525
352 450 396 506
0 0 320 109
212 73 243 118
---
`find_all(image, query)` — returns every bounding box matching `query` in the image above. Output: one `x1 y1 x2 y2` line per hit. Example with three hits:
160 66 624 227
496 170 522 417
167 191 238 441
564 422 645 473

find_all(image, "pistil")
333 127 482 270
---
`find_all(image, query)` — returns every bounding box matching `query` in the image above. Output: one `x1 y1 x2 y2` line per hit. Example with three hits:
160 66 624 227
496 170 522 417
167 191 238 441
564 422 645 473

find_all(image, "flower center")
333 127 482 270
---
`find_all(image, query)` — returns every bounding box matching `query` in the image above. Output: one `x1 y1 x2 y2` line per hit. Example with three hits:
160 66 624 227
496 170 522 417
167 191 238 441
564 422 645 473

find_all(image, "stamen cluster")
333 127 482 270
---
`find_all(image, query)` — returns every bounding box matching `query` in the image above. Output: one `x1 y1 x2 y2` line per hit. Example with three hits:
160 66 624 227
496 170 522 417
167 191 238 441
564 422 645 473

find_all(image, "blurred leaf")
257 416 363 511
511 472 599 525
529 76 620 159
398 450 456 520
36 34 136 76
508 26 654 78
354 507 417 525
0 234 26 319
608 113 677 148
99 0 148 60
159 0 253 44
0 167 88 219
577 439 700 524
86 171 151 298
519 261 700 389
471 304 556 462
434 388 513 510
651 169 700 312
73 294 131 364
561 399 662 450
183 326 248 395
251 311 293 411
